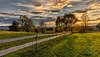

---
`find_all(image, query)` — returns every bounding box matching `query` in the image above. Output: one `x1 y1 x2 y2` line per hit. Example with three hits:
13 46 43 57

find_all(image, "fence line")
0 32 71 56
0 32 65 44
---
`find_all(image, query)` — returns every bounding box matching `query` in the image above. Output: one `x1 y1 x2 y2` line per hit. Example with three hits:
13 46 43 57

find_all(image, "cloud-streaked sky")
0 0 100 27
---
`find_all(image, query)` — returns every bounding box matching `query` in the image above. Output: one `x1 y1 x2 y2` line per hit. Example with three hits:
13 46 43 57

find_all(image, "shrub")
41 29 46 33
35 28 40 33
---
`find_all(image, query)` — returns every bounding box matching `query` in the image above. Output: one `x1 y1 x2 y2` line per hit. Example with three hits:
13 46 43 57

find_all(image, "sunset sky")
0 0 100 27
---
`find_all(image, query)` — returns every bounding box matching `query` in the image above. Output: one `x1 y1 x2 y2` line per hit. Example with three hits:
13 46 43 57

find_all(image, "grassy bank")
0 31 42 40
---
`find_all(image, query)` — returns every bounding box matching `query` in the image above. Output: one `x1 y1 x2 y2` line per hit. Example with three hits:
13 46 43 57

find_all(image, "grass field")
0 35 56 51
2 32 100 57
0 31 42 40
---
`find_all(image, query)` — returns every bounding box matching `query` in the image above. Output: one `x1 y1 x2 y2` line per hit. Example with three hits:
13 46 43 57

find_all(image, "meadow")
2 32 100 57
0 31 42 40
0 35 55 51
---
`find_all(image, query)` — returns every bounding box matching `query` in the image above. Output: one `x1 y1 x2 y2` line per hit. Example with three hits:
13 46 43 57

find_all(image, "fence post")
56 34 58 41
49 35 50 45
36 36 38 52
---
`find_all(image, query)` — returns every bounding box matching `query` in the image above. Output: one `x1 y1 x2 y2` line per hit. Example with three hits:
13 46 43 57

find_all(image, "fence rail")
0 32 66 44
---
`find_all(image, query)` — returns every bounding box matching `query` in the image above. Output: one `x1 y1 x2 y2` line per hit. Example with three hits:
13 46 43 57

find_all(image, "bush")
41 29 46 33
35 28 40 33
59 27 64 32
56 27 60 32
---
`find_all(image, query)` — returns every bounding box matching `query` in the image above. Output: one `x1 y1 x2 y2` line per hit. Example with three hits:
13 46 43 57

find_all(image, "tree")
81 12 89 32
9 20 19 31
96 23 100 30
55 13 79 32
39 21 47 33
56 16 61 27
35 28 40 33
19 15 35 32
63 13 79 32
74 24 85 33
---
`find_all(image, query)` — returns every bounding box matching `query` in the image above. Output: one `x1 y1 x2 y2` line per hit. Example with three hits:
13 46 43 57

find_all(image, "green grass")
0 31 42 40
2 32 100 57
0 35 55 51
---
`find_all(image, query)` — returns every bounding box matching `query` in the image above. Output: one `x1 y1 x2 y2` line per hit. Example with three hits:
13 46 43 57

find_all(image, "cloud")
0 0 100 27
45 21 55 25
20 10 28 12
31 12 44 14
11 3 43 11
0 22 11 26
43 9 62 14
33 2 42 7
0 13 21 16
67 4 72 7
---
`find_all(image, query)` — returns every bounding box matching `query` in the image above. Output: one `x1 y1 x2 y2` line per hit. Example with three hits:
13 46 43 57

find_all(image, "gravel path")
0 33 71 56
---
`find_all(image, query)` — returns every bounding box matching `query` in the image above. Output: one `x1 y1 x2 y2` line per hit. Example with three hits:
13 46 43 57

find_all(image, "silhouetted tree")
63 13 79 32
96 23 100 30
9 20 19 31
55 13 78 32
35 28 40 33
19 15 35 32
39 21 47 33
56 16 61 27
81 12 89 32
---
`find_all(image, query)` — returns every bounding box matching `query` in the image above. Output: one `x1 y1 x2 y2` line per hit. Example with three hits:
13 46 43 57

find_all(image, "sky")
0 0 100 27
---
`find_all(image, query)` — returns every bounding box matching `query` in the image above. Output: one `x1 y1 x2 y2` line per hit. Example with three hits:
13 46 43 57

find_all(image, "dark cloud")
86 0 95 5
31 16 56 20
31 12 44 14
51 10 62 13
0 13 21 16
32 2 42 7
43 10 62 14
73 10 86 13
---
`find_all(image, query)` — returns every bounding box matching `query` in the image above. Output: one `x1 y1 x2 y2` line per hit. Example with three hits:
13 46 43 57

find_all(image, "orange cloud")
45 21 55 25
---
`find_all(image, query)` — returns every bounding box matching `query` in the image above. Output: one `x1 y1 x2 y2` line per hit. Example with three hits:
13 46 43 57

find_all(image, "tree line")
55 12 90 33
9 15 47 33
9 12 100 33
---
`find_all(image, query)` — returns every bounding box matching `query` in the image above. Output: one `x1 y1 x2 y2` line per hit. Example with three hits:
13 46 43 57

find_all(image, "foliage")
81 12 89 32
19 15 35 32
39 21 47 33
9 20 19 31
63 13 79 32
74 24 85 33
59 27 64 32
42 29 46 33
56 16 61 27
56 27 60 32
35 28 40 33
96 23 100 30
55 13 79 32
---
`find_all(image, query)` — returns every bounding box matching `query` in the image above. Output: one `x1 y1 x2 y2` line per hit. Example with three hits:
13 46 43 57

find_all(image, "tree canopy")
55 13 79 32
